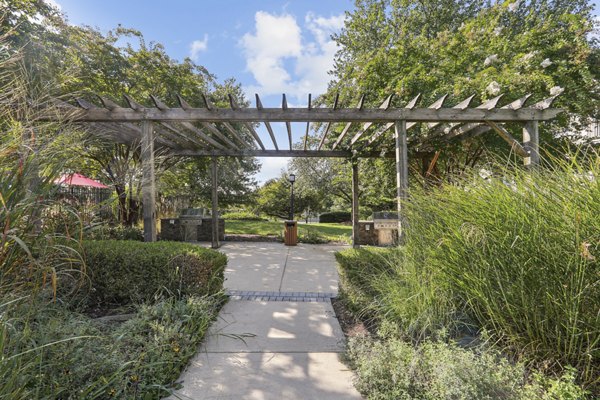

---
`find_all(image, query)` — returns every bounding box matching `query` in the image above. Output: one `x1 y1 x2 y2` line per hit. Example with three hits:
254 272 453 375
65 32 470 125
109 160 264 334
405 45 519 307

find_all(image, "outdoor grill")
373 211 398 245
178 208 206 241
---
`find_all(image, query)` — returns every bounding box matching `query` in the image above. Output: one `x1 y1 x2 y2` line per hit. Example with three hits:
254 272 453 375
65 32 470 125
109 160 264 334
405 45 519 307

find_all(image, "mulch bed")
331 296 371 338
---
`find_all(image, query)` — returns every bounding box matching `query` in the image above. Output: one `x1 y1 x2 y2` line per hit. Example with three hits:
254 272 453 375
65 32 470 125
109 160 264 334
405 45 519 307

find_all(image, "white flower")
484 54 499 66
486 81 501 95
508 0 521 12
540 58 553 68
493 27 503 36
550 86 564 96
479 169 492 180
521 52 536 62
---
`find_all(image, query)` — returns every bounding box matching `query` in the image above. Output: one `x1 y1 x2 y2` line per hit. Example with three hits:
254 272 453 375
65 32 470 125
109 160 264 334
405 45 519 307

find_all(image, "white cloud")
255 157 290 184
189 34 209 61
240 11 344 101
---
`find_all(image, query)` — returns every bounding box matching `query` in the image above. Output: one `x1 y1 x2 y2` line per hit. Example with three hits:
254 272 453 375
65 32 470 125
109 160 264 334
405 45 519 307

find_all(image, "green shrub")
347 336 588 400
83 240 227 306
403 158 600 390
336 154 600 394
336 247 466 340
84 224 144 241
298 229 329 244
0 294 224 399
319 211 351 223
221 211 267 221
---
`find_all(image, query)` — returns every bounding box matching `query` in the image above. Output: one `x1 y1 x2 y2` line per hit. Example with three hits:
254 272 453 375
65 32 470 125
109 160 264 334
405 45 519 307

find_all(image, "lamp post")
288 173 296 220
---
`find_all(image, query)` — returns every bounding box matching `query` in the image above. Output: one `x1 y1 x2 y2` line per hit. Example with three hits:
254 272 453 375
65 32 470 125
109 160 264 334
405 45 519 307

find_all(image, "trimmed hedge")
318 211 351 223
83 240 227 306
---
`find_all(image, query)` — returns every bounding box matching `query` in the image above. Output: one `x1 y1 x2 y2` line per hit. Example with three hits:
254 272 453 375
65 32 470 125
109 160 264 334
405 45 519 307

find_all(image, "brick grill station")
161 218 225 242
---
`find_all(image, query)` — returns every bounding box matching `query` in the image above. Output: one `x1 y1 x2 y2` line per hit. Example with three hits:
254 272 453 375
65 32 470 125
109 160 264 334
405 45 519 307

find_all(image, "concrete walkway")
169 242 362 400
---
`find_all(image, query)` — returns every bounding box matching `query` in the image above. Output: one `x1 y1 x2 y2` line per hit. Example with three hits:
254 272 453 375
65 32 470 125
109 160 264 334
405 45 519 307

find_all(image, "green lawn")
225 220 352 243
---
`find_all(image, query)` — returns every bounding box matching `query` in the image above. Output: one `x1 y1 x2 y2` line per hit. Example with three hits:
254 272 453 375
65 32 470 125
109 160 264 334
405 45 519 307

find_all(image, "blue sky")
50 0 354 183
49 0 599 183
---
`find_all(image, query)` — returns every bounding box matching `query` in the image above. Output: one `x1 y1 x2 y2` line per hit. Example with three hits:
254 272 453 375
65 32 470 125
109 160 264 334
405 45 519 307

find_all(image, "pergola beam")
486 121 528 157
172 149 394 158
331 94 365 150
283 94 293 150
349 94 393 146
362 93 421 149
63 106 561 123
177 94 251 149
211 156 219 248
141 120 156 242
303 94 312 151
318 93 339 150
255 94 279 150
351 160 360 248
395 120 408 239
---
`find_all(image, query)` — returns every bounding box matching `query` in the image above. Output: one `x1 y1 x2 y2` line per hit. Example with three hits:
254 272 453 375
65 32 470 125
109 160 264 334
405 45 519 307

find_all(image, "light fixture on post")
288 173 296 220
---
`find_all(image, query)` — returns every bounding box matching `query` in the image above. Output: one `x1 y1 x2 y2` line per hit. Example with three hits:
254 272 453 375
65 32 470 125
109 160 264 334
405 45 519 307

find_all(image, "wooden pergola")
53 92 561 248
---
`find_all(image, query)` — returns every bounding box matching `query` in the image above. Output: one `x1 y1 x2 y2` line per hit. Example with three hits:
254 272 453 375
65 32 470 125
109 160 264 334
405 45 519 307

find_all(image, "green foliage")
336 247 462 339
322 0 599 178
255 177 294 219
319 211 352 223
83 240 227 306
221 211 266 221
346 336 588 400
298 229 328 244
337 152 600 394
0 294 224 399
402 155 600 390
83 224 144 241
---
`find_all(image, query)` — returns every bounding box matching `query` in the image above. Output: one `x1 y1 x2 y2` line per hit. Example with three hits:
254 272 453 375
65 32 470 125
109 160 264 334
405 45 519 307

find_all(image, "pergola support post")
395 120 408 240
351 160 360 248
211 156 220 249
523 121 539 168
141 120 156 242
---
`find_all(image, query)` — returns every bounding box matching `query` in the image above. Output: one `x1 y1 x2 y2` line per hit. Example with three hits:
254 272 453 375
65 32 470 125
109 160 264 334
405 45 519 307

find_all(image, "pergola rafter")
49 91 562 247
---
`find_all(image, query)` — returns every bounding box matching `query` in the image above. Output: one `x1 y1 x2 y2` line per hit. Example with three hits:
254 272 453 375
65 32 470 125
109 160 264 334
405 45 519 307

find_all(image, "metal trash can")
284 220 298 246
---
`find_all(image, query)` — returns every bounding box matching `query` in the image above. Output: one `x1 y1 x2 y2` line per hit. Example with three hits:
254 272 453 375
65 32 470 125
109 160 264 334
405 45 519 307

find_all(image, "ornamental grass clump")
403 153 600 390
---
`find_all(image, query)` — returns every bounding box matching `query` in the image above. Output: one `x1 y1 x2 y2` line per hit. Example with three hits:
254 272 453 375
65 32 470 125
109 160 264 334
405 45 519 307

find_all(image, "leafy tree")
321 0 599 184
255 177 292 219
5 3 261 224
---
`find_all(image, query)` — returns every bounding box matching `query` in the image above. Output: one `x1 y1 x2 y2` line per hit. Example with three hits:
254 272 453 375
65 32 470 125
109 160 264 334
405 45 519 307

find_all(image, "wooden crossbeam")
362 94 421 149
486 121 528 157
318 93 339 150
331 94 365 150
349 94 393 146
419 94 506 145
172 149 395 158
179 121 227 150
200 121 238 149
427 94 473 129
283 94 293 150
220 94 265 150
461 95 553 142
159 122 208 150
62 106 562 123
255 94 278 150
303 94 311 151
177 94 250 149
152 94 236 149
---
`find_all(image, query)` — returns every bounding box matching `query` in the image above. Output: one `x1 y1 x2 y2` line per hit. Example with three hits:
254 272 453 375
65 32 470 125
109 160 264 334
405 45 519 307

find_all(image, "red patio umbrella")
55 173 109 189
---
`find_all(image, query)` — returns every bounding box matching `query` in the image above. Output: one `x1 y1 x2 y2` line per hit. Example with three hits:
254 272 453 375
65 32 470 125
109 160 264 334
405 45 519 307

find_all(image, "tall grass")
402 153 599 390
